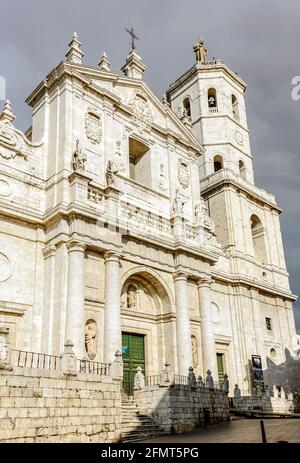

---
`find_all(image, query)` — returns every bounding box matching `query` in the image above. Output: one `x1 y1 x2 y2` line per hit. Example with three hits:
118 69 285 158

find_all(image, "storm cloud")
0 0 299 329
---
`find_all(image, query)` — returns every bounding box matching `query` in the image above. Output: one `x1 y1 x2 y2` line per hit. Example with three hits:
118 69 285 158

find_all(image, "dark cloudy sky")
0 0 299 330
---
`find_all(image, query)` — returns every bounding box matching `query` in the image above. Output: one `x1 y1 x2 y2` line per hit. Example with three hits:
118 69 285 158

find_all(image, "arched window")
232 95 240 120
183 97 191 118
208 88 218 112
250 214 266 264
239 160 246 179
213 155 223 172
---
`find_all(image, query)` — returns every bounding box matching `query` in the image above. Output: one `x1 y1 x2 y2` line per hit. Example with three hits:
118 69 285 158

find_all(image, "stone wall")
0 367 121 443
134 384 230 434
232 395 298 414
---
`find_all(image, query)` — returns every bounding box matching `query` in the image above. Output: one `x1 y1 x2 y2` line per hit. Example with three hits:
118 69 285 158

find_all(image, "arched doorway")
120 270 173 395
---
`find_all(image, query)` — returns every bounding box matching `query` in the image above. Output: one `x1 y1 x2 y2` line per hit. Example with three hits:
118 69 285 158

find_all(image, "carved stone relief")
177 158 190 189
128 93 153 132
85 109 102 144
0 124 32 160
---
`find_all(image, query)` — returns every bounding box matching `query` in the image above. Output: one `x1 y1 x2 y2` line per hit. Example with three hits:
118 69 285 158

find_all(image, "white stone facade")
0 36 298 396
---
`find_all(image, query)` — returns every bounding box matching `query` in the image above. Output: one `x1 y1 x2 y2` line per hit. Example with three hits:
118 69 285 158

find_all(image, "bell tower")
167 38 254 184
166 40 297 392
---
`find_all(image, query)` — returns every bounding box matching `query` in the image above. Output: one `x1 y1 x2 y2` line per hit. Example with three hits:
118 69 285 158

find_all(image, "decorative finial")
121 50 146 79
65 32 84 64
0 99 15 123
193 38 207 64
125 27 139 50
98 52 111 71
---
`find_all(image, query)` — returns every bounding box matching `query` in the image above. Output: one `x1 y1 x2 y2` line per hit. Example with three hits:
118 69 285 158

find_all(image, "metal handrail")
79 359 110 376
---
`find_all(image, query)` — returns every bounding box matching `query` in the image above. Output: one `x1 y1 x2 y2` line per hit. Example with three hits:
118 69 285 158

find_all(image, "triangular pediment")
72 64 203 154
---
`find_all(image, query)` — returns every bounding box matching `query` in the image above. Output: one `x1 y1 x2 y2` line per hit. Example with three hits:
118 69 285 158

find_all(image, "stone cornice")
167 61 247 96
0 301 29 316
200 171 281 212
211 270 297 302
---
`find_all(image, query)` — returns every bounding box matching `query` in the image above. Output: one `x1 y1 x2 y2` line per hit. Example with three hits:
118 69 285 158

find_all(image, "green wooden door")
216 353 225 383
122 333 145 396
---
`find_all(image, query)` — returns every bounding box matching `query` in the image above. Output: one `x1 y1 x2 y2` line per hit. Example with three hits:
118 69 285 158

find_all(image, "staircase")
121 397 167 442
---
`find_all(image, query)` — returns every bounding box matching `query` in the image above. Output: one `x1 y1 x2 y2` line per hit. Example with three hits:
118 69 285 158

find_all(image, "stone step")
121 421 159 429
121 398 166 442
121 426 161 433
121 405 139 410
121 408 139 412
121 417 154 423
122 432 168 443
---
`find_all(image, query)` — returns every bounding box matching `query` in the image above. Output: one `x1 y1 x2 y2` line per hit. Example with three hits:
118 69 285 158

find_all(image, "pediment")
73 66 203 154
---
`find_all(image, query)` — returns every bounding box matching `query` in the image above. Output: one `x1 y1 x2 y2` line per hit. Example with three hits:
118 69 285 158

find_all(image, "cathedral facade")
0 35 297 396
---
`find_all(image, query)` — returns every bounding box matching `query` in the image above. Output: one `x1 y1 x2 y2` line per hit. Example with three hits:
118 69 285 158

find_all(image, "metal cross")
125 27 139 50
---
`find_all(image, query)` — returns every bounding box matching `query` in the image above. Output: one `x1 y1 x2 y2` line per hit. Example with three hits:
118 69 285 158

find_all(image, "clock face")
235 130 244 145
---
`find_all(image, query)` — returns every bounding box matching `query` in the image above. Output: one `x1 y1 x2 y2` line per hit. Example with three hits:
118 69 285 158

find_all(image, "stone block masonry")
0 367 121 443
134 384 230 434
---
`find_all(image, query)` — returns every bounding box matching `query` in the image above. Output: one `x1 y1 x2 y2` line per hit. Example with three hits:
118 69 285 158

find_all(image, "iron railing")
79 359 110 376
11 350 110 376
12 350 60 371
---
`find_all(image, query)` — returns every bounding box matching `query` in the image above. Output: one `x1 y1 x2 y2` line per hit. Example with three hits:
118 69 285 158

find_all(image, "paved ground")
143 419 300 443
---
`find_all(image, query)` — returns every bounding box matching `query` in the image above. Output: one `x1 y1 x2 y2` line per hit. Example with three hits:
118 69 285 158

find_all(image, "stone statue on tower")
193 38 207 64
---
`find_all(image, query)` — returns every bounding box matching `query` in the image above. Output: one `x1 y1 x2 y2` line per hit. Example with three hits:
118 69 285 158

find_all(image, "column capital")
66 240 86 254
173 272 188 282
42 244 56 259
104 250 121 264
197 276 213 288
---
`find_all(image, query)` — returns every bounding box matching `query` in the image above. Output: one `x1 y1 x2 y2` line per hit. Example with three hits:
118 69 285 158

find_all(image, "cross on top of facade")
125 27 139 50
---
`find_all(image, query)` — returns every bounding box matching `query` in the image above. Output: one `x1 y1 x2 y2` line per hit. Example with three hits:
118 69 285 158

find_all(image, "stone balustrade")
200 168 276 206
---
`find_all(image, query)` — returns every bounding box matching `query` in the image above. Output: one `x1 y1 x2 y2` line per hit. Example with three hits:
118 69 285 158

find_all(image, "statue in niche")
105 160 118 186
194 198 216 233
158 163 168 191
72 139 86 171
127 284 137 310
113 140 125 171
85 320 97 360
173 188 185 214
193 38 207 64
194 202 202 222
191 336 199 369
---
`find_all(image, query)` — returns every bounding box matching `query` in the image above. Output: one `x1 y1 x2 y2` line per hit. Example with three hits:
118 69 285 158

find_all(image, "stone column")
104 251 121 363
197 277 218 380
173 272 193 375
65 241 86 359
